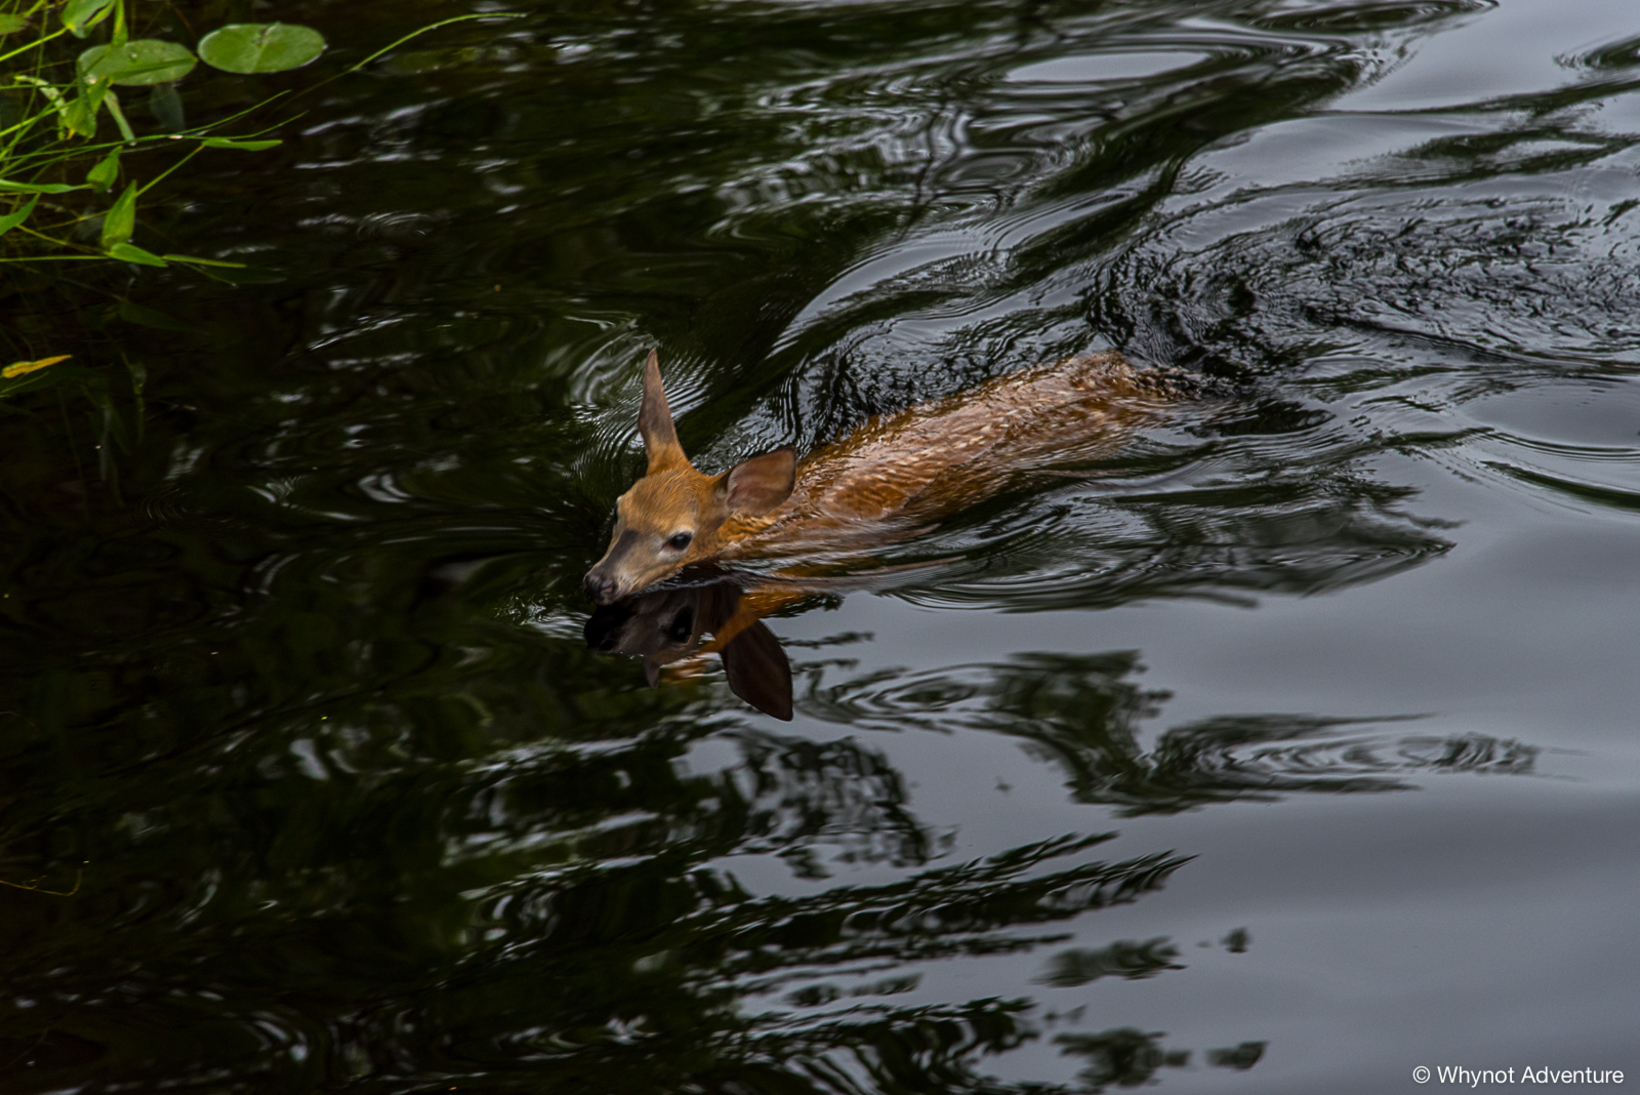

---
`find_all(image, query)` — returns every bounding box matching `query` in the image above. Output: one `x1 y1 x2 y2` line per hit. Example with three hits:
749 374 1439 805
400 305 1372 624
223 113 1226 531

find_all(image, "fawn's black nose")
584 571 618 604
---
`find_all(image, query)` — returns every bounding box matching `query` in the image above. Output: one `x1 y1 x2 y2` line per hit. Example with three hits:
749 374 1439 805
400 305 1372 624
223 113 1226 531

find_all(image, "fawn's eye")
666 606 694 643
666 531 693 551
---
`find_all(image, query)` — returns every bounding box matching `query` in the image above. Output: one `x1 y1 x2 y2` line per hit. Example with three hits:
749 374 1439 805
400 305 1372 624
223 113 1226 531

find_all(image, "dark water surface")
3 0 1639 1090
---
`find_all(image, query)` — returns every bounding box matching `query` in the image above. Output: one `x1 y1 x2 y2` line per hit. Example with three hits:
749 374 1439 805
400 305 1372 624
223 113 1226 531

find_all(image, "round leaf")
198 24 326 74
79 40 197 86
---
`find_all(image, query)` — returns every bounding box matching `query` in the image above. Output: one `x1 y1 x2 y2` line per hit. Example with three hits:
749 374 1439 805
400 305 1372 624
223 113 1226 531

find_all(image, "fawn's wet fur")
584 348 1193 605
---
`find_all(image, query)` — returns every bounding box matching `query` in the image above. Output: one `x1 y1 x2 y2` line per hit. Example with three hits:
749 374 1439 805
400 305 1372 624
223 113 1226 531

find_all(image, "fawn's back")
583 350 1193 604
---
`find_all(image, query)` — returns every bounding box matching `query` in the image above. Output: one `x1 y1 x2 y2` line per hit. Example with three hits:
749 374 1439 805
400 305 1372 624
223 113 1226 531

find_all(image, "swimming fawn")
583 349 1195 606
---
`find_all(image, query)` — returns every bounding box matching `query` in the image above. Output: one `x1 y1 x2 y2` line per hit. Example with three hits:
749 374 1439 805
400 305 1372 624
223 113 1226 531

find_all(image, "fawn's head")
583 351 795 604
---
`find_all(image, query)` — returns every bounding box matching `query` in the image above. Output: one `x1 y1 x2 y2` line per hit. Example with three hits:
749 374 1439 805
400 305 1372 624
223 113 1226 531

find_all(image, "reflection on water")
2 0 1639 1089
591 575 1536 814
586 574 798 719
804 649 1540 812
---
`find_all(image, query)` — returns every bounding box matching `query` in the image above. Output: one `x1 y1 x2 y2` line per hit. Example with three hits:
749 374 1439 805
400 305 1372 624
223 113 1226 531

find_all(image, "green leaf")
160 253 247 268
0 13 31 34
13 75 73 126
60 93 97 138
18 73 100 137
61 0 115 38
79 40 197 86
0 179 85 193
86 145 120 191
0 194 39 235
197 23 325 74
103 91 135 142
178 262 279 284
101 180 137 249
200 136 281 150
78 68 111 113
108 241 167 266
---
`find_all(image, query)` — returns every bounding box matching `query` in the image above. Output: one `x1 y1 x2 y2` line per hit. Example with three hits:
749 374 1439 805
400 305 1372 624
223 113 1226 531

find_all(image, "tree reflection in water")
0 561 1544 1092
570 578 1540 1091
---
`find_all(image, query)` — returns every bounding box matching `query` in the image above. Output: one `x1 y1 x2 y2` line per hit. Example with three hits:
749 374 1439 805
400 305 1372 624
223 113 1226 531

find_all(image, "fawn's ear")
639 349 689 473
719 448 795 515
721 619 793 720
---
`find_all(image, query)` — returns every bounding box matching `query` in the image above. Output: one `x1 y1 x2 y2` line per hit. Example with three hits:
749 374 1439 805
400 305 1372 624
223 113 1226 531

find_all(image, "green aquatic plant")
0 1 518 406
0 0 513 272
0 0 332 270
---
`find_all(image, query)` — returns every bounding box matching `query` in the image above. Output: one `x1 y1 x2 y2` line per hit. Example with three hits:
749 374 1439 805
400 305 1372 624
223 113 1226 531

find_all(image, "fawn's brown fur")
583 348 1191 605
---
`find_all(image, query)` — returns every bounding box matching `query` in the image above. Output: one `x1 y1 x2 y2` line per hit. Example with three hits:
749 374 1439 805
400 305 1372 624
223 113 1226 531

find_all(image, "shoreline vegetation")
0 1 517 402
1 0 334 274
